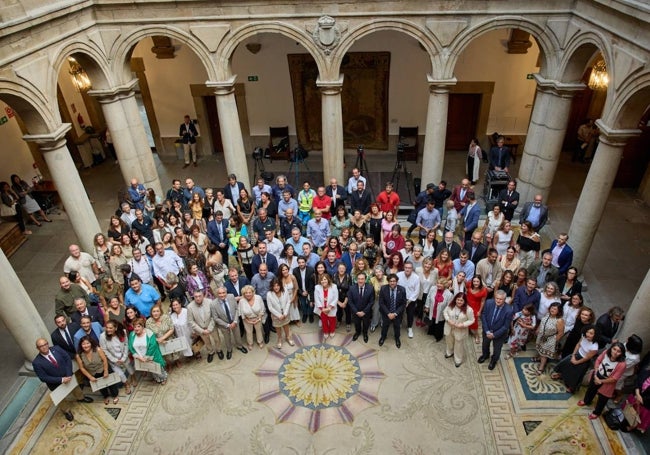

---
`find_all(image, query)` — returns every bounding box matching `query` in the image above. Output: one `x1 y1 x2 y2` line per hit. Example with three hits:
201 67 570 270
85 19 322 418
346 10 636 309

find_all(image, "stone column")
567 122 640 271
92 91 144 186
119 88 163 197
421 77 456 186
517 76 584 204
207 78 251 187
317 76 345 185
24 125 102 254
619 268 650 343
0 249 49 369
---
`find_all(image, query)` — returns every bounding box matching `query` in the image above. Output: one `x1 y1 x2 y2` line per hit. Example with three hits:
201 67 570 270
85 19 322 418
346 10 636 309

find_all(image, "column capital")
22 123 71 149
595 120 641 146
88 79 138 102
533 74 584 97
426 75 457 93
316 75 344 95
207 77 237 96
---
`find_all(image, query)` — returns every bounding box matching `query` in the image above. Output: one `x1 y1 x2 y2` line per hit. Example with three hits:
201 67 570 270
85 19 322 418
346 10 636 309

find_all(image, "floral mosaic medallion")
255 332 385 432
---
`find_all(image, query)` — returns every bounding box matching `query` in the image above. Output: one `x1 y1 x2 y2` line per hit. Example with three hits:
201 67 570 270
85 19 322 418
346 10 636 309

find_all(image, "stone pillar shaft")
619 268 650 343
0 249 49 368
421 77 455 185
120 92 163 197
318 77 345 185
517 77 583 204
567 123 640 271
209 79 251 188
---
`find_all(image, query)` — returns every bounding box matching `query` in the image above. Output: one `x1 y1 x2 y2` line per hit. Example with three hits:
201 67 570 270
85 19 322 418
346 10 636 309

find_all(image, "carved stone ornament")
313 15 341 55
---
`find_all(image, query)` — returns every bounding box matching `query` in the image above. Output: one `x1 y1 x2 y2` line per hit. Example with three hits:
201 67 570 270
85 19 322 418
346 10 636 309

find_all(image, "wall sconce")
246 43 262 54
68 57 92 92
588 60 609 91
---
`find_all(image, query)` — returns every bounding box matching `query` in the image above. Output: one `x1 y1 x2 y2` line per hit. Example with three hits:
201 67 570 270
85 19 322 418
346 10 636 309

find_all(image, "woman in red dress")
433 249 453 280
466 275 487 343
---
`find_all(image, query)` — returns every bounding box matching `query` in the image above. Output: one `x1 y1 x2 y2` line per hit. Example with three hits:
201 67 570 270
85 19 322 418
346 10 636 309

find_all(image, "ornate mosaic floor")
8 327 631 454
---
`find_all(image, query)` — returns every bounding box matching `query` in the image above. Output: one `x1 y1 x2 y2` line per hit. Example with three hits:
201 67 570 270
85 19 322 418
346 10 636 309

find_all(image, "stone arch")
446 16 559 79
0 80 57 134
605 73 650 130
216 22 323 81
112 26 216 85
51 40 114 96
333 19 441 78
557 31 611 84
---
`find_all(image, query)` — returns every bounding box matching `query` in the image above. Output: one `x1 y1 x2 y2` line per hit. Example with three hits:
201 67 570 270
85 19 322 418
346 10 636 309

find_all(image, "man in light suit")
325 178 348 216
348 273 374 343
32 339 93 421
459 192 481 247
207 210 230 260
519 194 549 231
378 274 407 348
211 287 248 359
51 315 79 356
478 290 513 370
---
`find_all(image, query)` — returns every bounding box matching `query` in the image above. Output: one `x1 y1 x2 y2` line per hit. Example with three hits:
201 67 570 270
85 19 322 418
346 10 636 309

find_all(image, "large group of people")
31 166 648 434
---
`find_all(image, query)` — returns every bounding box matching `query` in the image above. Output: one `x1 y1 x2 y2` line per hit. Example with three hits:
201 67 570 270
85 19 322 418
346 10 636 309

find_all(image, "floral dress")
507 311 536 351
146 314 178 362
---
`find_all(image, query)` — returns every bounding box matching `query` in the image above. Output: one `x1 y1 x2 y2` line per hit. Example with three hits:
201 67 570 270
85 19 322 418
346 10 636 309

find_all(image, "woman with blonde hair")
238 284 267 350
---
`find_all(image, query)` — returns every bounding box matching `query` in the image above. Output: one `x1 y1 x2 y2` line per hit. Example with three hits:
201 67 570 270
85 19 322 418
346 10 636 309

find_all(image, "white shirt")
265 238 284 258
347 175 367 194
130 256 153 284
397 271 420 302
63 252 96 283
152 251 184 280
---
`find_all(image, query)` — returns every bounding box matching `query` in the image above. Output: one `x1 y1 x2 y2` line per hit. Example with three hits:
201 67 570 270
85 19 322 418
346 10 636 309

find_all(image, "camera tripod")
289 145 310 186
391 144 414 204
354 145 370 187
253 148 266 181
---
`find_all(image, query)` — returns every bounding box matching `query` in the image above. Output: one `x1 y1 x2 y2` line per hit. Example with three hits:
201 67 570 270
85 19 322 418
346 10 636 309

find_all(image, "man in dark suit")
293 257 315 323
519 194 549 231
325 178 348 216
478 290 513 370
179 115 199 168
51 315 80 356
251 242 279 276
378 274 407 348
32 339 93 421
497 179 519 221
459 192 481 246
348 273 374 342
468 231 488 265
349 180 372 215
224 268 249 303
434 231 462 260
488 136 510 172
543 233 573 276
207 210 230 260
223 174 245 205
70 297 103 327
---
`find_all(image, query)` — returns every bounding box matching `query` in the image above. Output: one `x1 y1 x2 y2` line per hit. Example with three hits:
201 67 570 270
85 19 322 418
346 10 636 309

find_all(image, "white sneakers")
408 328 414 338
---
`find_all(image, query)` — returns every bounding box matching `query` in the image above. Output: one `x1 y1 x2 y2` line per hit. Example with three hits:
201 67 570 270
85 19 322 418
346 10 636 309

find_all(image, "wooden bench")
0 221 26 258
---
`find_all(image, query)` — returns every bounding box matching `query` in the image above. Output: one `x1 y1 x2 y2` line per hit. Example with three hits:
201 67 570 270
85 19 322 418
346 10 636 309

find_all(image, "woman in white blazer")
443 292 475 367
424 277 453 341
267 277 293 349
314 274 339 339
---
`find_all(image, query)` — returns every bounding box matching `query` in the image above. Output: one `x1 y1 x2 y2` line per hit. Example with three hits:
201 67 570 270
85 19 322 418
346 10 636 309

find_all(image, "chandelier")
68 57 92 92
588 60 609 90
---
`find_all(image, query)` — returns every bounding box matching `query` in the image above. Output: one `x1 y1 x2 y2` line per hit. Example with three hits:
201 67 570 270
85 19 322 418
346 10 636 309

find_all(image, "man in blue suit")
32 339 93 421
478 290 513 370
207 210 231 260
544 233 573 277
250 242 278 276
348 273 375 343
459 192 481 247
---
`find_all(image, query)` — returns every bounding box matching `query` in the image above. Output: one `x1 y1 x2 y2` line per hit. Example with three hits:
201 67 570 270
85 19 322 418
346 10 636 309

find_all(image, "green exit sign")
526 74 534 79
248 75 259 82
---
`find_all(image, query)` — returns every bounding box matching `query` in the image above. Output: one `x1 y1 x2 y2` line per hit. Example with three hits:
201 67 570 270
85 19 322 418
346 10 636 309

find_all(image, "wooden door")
446 94 481 150
203 96 223 154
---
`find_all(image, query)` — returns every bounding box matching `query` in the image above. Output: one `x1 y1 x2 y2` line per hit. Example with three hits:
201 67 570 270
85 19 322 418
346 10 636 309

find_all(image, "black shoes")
64 411 74 421
207 353 214 363
395 339 401 349
264 333 270 344
302 315 308 323
77 396 93 403
237 346 248 354
216 351 225 360
378 338 385 346
226 351 232 360
270 327 277 333
445 353 454 359
352 333 360 341
309 315 314 323
363 334 369 343
488 361 497 370
477 356 487 364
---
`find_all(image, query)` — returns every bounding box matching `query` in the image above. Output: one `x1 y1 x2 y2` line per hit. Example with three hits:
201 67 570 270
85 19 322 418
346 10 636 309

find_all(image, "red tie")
48 354 59 368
